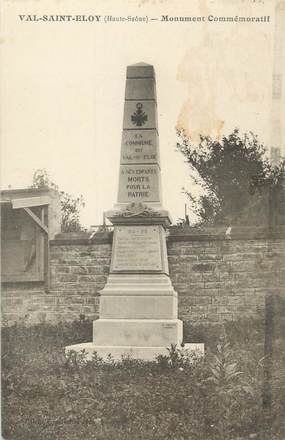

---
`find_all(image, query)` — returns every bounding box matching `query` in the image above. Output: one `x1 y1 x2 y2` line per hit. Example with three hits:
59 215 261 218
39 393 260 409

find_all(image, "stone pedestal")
66 212 184 361
99 274 178 319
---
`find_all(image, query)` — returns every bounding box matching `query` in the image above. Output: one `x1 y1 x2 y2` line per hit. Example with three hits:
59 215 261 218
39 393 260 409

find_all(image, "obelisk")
116 62 162 207
66 63 185 360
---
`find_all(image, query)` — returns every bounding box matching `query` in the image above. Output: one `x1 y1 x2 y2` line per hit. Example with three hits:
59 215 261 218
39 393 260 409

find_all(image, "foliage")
30 168 85 232
176 129 285 226
2 317 285 440
155 343 203 369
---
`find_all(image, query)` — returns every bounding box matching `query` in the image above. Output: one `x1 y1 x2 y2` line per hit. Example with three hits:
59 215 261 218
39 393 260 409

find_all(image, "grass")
2 316 285 440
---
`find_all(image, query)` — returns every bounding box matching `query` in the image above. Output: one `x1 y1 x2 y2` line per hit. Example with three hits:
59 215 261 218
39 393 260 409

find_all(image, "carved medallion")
131 103 148 127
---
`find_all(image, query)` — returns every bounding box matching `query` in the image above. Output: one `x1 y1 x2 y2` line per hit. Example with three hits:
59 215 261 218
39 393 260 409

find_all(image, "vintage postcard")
1 1 285 439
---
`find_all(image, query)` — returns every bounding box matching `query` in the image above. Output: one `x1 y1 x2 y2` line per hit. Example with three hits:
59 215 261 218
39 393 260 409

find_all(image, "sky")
1 0 283 227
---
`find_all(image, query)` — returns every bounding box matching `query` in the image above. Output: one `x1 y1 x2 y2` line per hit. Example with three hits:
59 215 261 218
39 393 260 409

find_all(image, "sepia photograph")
1 0 285 439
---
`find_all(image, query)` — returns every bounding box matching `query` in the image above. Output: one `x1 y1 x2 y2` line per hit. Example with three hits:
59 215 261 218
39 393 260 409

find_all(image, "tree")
30 169 85 232
176 129 285 226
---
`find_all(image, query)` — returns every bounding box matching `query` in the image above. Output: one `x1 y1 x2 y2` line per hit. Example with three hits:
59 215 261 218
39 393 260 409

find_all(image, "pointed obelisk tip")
130 62 153 66
127 62 155 79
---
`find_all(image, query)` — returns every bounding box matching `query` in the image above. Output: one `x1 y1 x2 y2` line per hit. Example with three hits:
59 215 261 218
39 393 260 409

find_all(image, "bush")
2 318 285 440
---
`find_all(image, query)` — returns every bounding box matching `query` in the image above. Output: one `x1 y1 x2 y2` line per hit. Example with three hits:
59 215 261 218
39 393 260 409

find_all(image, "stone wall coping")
168 225 285 241
50 225 285 246
50 237 112 246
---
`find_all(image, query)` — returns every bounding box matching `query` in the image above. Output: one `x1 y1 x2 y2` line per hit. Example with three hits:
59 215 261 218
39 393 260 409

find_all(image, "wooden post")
262 295 274 407
42 206 50 292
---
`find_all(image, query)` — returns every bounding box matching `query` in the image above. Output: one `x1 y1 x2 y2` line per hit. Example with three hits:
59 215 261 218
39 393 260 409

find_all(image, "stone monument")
66 63 203 360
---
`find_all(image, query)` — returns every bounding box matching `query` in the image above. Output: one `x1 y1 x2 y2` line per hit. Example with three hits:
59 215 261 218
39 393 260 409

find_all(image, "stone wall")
2 237 112 325
2 227 285 326
168 233 284 324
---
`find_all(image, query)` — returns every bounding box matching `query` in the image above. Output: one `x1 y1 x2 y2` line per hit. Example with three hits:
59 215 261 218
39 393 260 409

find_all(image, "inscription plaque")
111 225 162 271
117 164 160 203
121 130 159 164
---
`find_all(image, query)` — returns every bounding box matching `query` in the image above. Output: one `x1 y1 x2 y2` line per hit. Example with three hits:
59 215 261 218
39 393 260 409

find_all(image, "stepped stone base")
99 274 178 319
100 295 177 319
93 318 183 346
65 342 204 362
64 273 187 361
92 273 182 353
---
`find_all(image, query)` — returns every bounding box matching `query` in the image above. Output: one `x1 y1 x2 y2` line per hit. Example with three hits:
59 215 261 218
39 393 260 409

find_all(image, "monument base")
99 274 178 319
93 318 183 346
65 342 204 362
